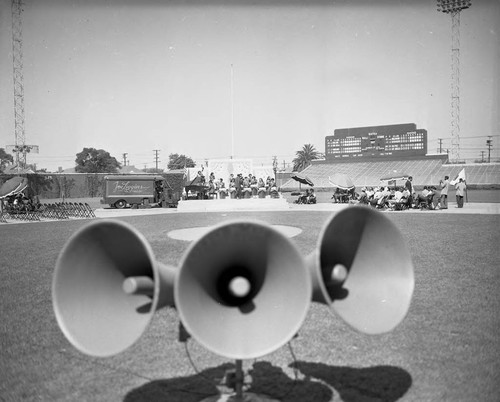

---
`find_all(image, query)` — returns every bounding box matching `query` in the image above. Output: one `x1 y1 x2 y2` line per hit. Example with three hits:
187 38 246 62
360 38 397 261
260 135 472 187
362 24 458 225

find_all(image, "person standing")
439 175 450 209
405 176 414 208
455 178 467 208
235 173 243 199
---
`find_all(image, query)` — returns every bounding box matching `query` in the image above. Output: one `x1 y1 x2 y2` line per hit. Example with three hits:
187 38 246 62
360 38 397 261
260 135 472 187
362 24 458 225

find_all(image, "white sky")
0 0 499 171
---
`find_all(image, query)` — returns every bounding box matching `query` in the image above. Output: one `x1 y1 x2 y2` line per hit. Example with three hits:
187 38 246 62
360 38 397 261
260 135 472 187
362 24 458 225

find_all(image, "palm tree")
292 143 321 172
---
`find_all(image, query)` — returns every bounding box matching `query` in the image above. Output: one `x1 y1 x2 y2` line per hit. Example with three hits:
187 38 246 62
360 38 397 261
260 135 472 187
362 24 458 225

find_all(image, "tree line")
1 144 322 174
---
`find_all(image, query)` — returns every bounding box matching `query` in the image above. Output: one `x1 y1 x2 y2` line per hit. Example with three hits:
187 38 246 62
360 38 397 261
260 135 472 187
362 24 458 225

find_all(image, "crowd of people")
184 170 468 210
331 187 356 203
0 192 41 214
294 188 317 204
187 171 280 200
349 175 467 211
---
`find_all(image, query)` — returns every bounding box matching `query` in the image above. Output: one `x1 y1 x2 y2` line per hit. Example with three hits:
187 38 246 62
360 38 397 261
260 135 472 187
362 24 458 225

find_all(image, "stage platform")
177 197 290 212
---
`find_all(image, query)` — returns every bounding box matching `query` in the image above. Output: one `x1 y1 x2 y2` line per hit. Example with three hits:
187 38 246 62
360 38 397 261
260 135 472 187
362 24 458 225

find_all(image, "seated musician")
331 188 342 203
369 187 383 207
299 189 310 204
268 178 278 197
377 186 392 208
250 175 258 197
250 175 258 187
416 186 431 208
208 179 217 199
347 187 356 202
308 188 316 204
351 187 368 204
229 174 236 195
197 171 206 185
218 178 227 196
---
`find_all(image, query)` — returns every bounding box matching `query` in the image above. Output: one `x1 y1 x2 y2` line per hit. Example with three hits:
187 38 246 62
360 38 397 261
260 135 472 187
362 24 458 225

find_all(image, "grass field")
1 209 499 401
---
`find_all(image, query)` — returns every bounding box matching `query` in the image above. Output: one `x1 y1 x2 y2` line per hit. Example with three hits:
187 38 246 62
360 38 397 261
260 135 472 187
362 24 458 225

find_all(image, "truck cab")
101 175 165 209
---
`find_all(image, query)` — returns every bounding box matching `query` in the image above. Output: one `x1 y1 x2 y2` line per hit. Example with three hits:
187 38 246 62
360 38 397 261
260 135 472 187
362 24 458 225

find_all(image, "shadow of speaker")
123 361 333 402
291 361 412 402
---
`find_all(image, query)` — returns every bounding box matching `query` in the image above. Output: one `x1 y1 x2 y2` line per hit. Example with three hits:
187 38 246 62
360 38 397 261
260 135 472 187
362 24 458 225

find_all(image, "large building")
325 123 428 162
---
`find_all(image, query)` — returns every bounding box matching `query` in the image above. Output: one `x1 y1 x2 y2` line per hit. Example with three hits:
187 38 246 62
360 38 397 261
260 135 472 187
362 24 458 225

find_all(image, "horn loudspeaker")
307 207 414 334
175 220 311 360
52 219 176 357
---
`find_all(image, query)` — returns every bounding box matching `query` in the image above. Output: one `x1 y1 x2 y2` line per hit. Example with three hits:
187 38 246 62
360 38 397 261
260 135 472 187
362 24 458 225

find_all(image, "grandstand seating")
281 160 500 190
432 163 500 186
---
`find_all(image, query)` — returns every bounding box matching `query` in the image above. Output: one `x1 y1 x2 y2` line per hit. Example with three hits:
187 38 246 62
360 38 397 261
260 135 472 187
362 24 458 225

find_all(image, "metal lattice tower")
437 0 472 163
11 0 27 167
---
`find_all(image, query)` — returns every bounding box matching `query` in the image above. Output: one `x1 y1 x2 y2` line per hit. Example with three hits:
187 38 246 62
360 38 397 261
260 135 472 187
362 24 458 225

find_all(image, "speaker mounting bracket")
200 360 280 402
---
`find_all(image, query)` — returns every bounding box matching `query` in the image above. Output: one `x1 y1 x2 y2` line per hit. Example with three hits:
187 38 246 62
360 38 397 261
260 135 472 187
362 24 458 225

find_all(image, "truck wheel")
114 200 127 209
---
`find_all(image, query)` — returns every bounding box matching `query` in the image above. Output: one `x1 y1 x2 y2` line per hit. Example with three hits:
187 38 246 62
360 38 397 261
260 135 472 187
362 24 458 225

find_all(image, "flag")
450 168 466 185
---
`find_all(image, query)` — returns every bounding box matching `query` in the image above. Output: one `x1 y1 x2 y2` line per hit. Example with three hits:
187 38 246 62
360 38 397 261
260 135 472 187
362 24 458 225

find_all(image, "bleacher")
281 159 500 190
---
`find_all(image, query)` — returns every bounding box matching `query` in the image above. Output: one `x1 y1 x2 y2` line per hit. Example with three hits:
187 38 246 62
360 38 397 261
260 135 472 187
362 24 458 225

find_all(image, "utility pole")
480 151 485 163
437 0 472 163
438 138 443 153
486 136 492 163
272 155 278 183
153 149 160 171
122 153 128 166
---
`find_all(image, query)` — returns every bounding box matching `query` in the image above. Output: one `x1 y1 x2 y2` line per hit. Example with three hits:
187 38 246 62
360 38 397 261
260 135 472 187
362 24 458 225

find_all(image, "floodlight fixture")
437 0 472 14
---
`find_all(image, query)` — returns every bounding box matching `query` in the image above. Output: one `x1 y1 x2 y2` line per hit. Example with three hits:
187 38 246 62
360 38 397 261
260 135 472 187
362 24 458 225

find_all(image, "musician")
235 173 243 199
218 178 227 198
229 174 236 198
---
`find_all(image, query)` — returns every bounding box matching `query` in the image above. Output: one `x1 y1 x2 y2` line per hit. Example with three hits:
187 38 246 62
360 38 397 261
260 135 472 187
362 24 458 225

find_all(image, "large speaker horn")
307 206 414 334
52 219 176 357
175 220 311 360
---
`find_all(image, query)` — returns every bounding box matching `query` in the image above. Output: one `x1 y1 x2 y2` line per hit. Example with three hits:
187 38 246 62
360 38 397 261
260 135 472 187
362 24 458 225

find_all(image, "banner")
450 168 466 185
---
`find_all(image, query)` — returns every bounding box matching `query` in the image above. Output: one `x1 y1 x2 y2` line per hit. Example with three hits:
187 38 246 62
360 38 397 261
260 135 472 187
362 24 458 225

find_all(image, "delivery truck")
101 175 165 208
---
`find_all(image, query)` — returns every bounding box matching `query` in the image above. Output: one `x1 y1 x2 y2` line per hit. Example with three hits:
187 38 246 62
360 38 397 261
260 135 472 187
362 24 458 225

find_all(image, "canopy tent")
328 173 355 190
380 173 410 186
0 177 28 199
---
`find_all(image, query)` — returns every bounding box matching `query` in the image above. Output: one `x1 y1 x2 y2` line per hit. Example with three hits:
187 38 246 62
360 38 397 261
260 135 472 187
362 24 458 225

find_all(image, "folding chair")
41 203 56 219
44 203 59 219
56 203 69 219
420 194 436 210
74 203 85 218
6 204 20 220
24 206 39 221
83 203 96 218
67 202 79 218
58 203 70 218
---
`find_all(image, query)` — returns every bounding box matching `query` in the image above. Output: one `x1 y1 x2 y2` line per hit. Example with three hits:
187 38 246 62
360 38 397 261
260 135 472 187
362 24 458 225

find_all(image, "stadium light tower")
7 0 38 171
437 0 472 163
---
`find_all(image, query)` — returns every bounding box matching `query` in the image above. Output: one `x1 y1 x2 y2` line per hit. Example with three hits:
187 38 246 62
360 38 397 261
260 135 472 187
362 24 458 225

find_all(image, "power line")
459 134 500 139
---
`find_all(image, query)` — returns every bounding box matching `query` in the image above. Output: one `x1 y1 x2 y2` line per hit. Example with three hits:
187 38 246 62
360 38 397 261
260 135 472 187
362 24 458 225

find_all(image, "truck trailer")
101 175 165 208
